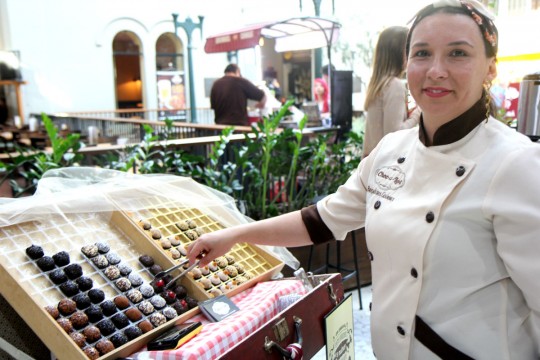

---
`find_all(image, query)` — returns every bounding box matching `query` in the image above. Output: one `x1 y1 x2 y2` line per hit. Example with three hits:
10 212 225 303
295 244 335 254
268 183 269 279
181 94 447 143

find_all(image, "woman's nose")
426 57 448 80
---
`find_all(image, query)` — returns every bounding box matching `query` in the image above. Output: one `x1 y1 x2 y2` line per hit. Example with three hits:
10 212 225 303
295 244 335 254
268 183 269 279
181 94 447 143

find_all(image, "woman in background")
313 77 330 117
362 26 415 157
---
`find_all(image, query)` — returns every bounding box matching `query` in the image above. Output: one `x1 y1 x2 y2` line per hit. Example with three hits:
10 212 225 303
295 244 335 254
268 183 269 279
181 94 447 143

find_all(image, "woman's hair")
314 78 329 113
364 26 408 110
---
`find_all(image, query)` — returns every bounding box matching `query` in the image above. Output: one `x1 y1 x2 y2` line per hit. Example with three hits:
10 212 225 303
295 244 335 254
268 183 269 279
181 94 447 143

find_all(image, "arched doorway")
113 31 143 109
155 33 186 121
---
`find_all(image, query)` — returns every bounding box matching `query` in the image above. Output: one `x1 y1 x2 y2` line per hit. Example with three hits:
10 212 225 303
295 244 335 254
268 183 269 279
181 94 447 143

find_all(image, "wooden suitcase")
220 273 345 359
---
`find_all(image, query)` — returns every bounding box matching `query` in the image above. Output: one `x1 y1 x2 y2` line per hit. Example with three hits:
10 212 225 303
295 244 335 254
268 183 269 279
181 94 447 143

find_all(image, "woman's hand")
186 230 235 267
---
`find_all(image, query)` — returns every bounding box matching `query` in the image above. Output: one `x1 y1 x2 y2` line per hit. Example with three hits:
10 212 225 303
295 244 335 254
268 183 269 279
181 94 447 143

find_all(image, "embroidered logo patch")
375 166 405 191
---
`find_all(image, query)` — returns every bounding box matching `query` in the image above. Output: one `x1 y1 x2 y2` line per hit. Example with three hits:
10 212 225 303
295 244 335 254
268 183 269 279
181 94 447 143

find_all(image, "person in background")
362 26 419 158
313 78 330 116
321 64 335 86
210 64 266 126
188 1 540 358
263 66 282 102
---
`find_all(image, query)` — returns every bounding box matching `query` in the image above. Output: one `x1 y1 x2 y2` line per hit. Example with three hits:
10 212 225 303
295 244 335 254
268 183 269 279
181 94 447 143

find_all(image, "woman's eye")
412 49 429 57
450 49 467 57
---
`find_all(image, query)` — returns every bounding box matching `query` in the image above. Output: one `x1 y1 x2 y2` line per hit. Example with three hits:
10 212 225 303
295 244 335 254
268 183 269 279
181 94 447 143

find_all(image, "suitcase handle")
264 316 303 359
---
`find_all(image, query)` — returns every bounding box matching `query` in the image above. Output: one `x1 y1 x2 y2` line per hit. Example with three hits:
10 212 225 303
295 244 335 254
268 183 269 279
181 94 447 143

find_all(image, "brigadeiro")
95 242 110 254
96 319 116 336
117 263 132 276
173 285 187 299
52 251 70 267
26 244 44 260
185 296 198 309
49 268 67 285
100 300 117 316
126 289 143 304
58 298 77 316
138 255 154 267
124 326 143 340
139 284 154 298
161 290 177 304
149 313 167 327
115 277 131 292
111 312 129 329
125 308 143 322
150 295 166 309
106 252 121 265
149 264 163 276
173 299 188 315
73 293 91 310
60 281 79 297
70 311 89 329
83 325 102 343
138 301 154 315
104 265 120 281
92 255 108 269
127 273 143 287
76 276 93 291
137 320 154 334
69 332 86 348
110 332 128 347
81 244 99 258
95 339 115 355
88 289 105 304
45 305 59 319
85 305 104 323
36 256 55 271
114 295 130 310
83 346 100 360
64 263 83 280
57 318 73 333
162 306 177 320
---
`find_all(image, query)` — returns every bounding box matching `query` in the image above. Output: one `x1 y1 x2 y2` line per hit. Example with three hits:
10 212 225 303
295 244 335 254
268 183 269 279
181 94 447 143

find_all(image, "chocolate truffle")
138 255 154 267
185 296 198 309
139 284 154 298
138 301 154 315
140 220 152 230
149 264 163 276
57 318 73 333
161 290 177 304
189 268 202 280
60 280 79 296
111 312 129 329
100 300 117 316
64 263 83 279
115 277 131 292
117 263 132 276
73 293 91 310
76 276 93 291
91 255 108 269
45 305 60 319
95 339 115 355
162 306 177 320
96 319 116 336
149 295 166 309
149 313 167 327
169 235 181 246
36 256 55 271
185 230 198 241
137 320 154 333
169 248 181 259
160 238 171 249
225 255 235 265
70 332 86 348
150 229 162 240
105 252 121 265
88 289 105 304
124 326 143 340
187 219 197 229
83 346 100 359
173 300 188 315
26 244 44 260
126 289 143 303
173 285 187 299
70 311 89 329
81 244 99 258
125 308 143 322
95 242 110 254
52 251 70 267
199 277 212 290
49 268 67 285
83 326 102 343
85 305 103 323
200 266 210 276
58 298 77 315
175 220 189 231
110 332 128 348
114 295 130 310
209 288 223 298
127 273 143 287
104 265 120 280
233 263 245 274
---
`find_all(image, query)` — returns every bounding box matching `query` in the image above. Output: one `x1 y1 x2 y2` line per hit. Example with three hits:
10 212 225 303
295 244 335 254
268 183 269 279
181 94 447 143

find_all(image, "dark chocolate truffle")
111 312 129 329
58 298 77 316
88 289 105 304
57 318 73 333
149 264 163 276
110 332 128 347
70 332 86 348
114 295 130 310
25 244 44 260
70 311 89 329
52 251 70 266
124 326 143 340
137 320 154 333
173 299 188 315
100 300 117 316
85 305 103 323
95 242 110 254
95 339 115 355
185 296 198 309
127 273 143 287
36 256 55 271
60 280 79 296
117 263 132 276
139 284 154 298
173 285 187 299
115 277 131 292
161 290 177 304
83 326 102 343
83 346 100 359
138 255 154 267
76 276 93 291
45 305 60 319
64 263 83 280
96 319 116 336
162 306 178 320
73 293 91 310
125 308 143 322
105 252 121 265
49 268 67 285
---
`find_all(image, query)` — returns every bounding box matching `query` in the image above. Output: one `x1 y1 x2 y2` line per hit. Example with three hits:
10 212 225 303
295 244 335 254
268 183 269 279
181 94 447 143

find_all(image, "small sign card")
324 293 355 360
198 295 240 322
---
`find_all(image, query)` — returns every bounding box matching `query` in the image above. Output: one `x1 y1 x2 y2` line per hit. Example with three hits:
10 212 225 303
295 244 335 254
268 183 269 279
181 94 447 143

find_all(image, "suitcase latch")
272 318 290 342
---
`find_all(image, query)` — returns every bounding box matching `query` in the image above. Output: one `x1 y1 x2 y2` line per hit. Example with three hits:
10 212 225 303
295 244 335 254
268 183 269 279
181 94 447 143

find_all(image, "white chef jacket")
315 117 540 359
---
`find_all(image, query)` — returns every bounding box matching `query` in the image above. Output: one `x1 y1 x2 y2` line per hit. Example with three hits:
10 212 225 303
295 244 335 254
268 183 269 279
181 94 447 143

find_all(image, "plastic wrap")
0 167 300 271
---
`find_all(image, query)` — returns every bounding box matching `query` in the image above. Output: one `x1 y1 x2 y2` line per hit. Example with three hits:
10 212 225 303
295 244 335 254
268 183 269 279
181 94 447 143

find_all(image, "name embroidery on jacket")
367 166 406 202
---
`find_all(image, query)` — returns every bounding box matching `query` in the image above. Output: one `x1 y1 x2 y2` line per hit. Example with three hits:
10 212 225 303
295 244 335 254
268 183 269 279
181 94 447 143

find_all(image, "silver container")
517 72 540 141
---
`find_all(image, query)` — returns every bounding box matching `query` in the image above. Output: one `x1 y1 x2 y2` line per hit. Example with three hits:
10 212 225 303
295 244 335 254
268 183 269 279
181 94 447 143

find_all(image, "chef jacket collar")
418 94 488 146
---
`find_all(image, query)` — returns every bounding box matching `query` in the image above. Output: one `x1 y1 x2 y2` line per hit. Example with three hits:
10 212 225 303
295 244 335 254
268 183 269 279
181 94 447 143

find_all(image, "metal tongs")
156 251 206 290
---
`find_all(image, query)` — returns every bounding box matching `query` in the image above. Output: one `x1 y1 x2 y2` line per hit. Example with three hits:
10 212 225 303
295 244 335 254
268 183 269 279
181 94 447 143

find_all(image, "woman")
362 26 412 157
188 1 540 358
313 77 330 115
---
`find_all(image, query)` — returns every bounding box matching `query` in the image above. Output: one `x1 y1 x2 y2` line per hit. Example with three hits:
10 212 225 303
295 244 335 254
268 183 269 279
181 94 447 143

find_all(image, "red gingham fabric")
129 279 307 360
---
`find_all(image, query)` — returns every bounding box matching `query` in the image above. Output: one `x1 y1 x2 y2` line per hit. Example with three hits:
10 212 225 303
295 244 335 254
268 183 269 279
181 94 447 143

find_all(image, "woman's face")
406 12 497 124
